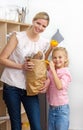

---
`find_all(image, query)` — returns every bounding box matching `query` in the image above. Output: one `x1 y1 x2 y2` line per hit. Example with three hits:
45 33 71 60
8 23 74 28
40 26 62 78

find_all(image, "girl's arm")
39 78 50 93
49 61 63 90
45 46 52 60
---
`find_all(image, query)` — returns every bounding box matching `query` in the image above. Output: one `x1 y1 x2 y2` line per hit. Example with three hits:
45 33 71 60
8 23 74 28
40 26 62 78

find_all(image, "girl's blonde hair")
52 47 69 67
33 12 50 26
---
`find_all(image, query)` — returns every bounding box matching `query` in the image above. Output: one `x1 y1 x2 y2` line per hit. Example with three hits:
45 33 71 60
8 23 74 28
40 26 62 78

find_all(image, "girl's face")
32 19 48 34
52 50 67 69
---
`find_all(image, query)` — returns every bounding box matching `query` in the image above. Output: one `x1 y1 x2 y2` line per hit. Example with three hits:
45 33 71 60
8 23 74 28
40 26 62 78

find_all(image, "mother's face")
32 18 48 34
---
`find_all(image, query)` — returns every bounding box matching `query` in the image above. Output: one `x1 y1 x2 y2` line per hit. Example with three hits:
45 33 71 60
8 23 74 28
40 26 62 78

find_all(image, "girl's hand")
39 78 50 93
39 85 48 93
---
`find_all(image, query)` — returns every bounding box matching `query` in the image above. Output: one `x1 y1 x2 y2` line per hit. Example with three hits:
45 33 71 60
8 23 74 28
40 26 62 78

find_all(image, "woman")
0 12 52 130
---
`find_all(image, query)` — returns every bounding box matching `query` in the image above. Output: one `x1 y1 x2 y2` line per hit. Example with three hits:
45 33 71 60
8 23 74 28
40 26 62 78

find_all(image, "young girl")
40 47 72 130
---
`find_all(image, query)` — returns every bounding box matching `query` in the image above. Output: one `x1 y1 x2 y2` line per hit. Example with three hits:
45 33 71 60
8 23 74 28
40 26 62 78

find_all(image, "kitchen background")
0 0 83 129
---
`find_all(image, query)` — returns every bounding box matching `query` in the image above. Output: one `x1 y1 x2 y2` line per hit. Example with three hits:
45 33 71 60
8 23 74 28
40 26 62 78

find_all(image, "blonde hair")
33 12 50 26
52 47 69 67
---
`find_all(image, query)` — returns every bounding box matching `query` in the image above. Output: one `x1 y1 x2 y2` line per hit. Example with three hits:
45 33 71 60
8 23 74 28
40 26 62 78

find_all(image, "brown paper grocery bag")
26 59 47 96
26 59 47 95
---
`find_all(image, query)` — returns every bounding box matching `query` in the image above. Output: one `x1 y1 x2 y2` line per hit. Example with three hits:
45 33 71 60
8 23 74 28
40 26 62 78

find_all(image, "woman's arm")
0 33 34 71
49 61 63 90
0 33 22 69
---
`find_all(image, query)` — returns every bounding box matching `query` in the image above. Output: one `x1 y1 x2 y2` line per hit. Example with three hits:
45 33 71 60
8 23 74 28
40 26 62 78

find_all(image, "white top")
0 31 49 89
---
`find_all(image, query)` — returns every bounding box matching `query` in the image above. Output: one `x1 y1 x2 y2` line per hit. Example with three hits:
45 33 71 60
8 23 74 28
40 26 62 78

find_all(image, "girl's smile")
52 50 67 69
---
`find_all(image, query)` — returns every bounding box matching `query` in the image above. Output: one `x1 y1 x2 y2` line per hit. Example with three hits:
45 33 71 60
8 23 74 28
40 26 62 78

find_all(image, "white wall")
28 1 83 129
0 0 83 129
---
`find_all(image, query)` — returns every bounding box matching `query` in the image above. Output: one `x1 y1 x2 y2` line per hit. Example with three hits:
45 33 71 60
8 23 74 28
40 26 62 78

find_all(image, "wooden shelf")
0 19 30 26
0 19 30 130
0 116 9 123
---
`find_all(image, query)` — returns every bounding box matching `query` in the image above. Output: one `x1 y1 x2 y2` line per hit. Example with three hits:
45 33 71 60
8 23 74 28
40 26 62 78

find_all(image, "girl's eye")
53 57 57 60
59 56 62 59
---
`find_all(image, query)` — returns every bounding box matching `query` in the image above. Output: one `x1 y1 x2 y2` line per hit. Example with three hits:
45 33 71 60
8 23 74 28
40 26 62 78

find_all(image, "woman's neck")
26 26 39 42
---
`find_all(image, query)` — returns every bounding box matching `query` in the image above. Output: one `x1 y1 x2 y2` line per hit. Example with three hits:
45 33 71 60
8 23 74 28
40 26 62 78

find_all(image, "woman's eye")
36 22 40 25
36 22 46 28
42 25 46 28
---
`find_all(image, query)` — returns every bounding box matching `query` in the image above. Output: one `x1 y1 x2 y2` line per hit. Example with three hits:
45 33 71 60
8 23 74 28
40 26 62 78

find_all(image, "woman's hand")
22 59 34 71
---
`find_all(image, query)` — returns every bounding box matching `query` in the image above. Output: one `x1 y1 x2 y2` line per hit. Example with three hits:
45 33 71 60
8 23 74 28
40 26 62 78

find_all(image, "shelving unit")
0 19 30 130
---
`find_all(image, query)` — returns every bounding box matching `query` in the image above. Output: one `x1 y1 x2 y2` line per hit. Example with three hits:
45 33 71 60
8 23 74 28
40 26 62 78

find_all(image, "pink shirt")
47 67 72 106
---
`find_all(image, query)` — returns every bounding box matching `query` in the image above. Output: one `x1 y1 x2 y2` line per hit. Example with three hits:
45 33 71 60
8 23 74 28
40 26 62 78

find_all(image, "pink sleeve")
60 72 72 88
